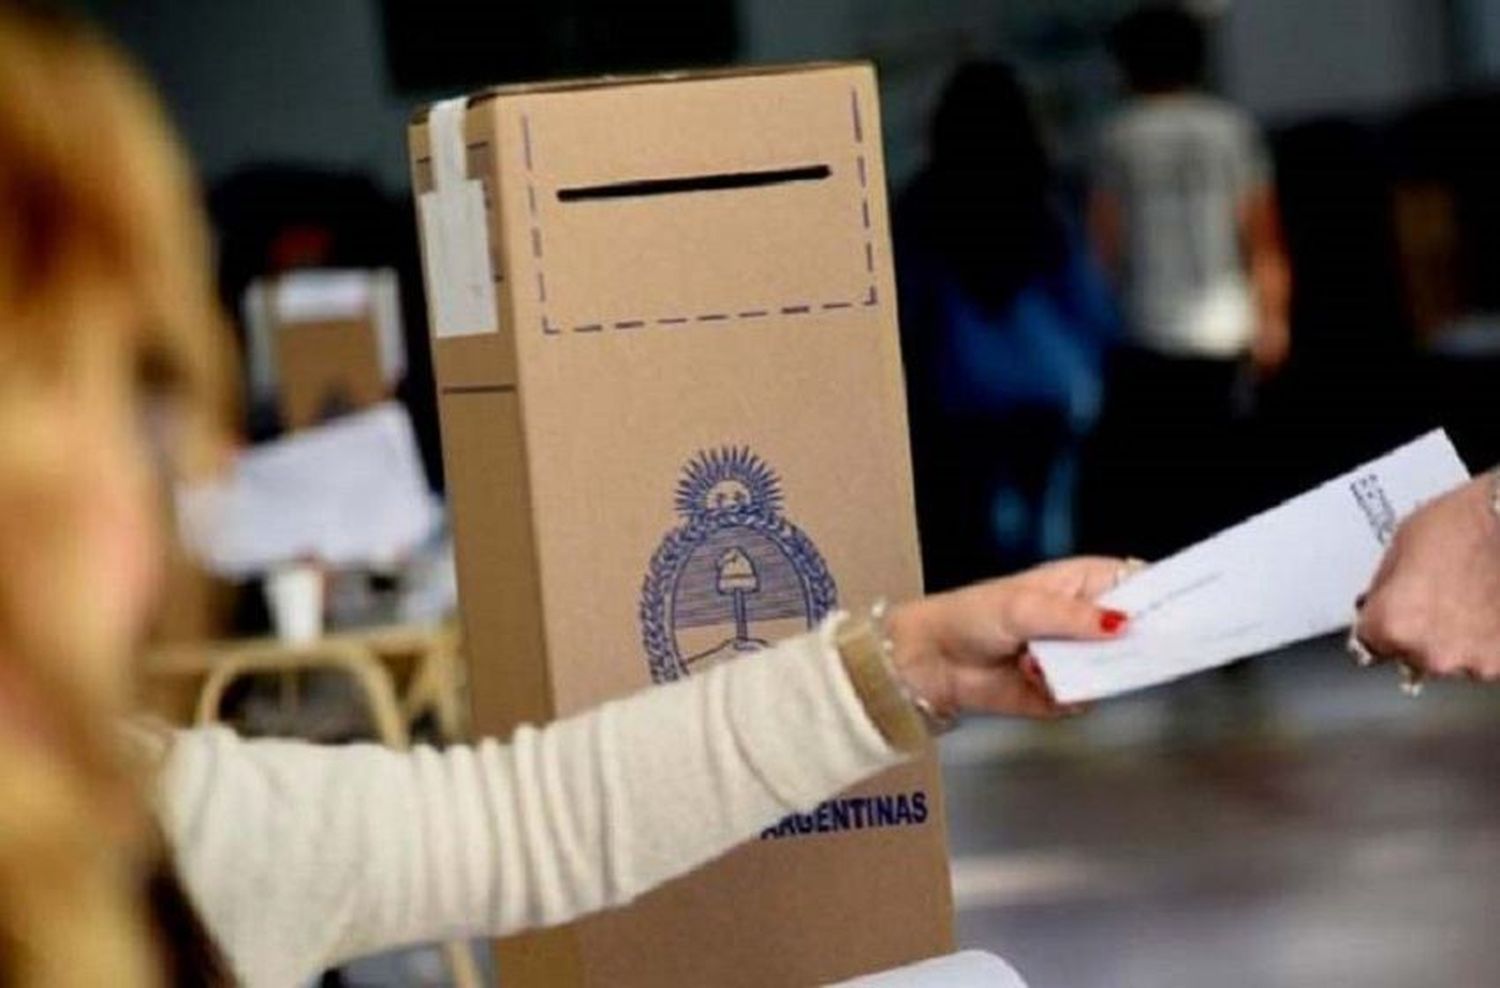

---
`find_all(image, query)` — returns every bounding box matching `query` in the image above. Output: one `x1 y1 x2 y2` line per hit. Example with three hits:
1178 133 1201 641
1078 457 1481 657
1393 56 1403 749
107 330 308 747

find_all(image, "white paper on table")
828 951 1027 987
1032 430 1471 703
177 402 442 577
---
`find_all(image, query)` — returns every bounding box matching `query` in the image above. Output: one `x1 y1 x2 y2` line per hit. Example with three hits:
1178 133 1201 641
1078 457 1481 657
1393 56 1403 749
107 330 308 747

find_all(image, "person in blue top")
897 61 1119 590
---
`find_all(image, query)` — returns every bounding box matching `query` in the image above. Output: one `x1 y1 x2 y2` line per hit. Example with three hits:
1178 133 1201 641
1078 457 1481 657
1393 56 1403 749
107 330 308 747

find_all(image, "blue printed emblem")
640 448 837 683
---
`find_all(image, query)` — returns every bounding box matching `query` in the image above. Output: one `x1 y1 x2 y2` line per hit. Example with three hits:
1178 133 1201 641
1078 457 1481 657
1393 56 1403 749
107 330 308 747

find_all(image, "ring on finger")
1346 629 1379 668
1345 625 1426 696
1113 558 1148 589
1398 661 1426 698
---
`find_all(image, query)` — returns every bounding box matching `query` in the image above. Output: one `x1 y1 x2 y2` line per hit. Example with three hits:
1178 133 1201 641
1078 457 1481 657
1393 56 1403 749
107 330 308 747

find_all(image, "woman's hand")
1355 473 1500 682
885 557 1132 720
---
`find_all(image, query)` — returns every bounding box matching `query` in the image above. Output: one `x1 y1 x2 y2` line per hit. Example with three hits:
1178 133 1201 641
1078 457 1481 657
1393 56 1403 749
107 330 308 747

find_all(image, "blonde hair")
0 3 235 984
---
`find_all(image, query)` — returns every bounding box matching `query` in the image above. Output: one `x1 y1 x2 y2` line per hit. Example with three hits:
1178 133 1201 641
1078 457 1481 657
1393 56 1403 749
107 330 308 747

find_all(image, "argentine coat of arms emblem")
640 448 838 683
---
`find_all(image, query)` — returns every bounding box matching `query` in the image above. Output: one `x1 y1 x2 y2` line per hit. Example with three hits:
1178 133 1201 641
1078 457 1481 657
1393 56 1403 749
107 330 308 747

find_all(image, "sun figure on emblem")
640 448 837 684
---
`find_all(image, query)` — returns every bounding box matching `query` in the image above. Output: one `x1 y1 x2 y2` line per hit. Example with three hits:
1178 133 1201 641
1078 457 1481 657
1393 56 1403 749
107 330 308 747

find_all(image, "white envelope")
828 951 1028 987
1032 431 1471 703
177 402 442 577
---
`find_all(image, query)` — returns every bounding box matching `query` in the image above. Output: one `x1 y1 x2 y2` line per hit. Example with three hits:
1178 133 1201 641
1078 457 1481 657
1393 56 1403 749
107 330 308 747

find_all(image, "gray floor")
942 638 1500 988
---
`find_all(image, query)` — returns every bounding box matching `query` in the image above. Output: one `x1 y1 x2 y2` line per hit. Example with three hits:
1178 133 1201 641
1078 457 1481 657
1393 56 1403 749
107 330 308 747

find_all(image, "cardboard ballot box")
242 269 406 431
410 63 953 986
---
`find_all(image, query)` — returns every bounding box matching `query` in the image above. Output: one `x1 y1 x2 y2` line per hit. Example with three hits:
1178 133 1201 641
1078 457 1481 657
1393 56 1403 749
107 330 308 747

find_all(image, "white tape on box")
418 98 499 338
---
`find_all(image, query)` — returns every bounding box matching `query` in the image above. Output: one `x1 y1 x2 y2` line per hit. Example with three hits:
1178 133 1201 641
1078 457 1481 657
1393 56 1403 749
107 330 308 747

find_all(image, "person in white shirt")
1082 3 1292 561
0 6 1138 987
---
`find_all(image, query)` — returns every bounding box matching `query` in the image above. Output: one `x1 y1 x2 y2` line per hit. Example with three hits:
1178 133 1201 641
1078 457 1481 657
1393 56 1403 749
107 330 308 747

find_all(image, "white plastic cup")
264 563 325 644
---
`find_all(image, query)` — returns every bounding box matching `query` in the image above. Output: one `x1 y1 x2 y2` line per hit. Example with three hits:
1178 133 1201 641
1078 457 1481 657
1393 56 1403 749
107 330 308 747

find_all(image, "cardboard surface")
412 62 953 986
272 315 387 430
243 270 405 431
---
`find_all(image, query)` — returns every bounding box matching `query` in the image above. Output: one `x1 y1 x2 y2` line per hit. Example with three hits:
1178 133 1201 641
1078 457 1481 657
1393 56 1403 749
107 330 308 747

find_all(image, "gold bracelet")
836 600 959 744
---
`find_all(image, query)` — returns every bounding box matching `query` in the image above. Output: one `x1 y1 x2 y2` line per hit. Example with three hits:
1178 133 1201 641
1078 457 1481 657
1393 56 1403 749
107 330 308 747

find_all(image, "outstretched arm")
157 559 1130 986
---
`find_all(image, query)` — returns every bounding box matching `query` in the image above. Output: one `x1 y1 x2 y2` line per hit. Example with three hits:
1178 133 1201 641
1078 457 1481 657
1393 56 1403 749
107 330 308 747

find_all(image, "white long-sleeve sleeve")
154 619 909 988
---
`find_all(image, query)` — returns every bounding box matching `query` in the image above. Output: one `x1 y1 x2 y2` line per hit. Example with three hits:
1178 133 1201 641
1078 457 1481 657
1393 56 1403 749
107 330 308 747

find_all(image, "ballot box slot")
556 164 831 202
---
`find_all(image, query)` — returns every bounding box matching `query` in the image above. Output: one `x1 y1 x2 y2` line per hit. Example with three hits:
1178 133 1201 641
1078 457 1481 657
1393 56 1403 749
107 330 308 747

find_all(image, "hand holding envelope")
888 557 1131 722
1031 431 1471 704
1354 471 1500 683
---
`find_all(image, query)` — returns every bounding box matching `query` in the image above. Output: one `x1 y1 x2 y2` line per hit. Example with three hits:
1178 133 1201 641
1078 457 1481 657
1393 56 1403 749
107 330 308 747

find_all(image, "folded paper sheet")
1033 431 1470 703
177 403 441 576
829 951 1028 987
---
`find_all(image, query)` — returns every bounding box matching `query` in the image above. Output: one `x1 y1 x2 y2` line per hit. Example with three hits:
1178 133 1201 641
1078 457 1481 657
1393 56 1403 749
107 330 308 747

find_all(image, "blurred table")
143 623 467 743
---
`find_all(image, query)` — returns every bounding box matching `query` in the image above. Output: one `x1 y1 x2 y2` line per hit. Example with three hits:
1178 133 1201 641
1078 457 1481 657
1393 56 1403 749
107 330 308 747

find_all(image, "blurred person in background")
898 61 1118 591
0 6 1139 986
1080 3 1291 561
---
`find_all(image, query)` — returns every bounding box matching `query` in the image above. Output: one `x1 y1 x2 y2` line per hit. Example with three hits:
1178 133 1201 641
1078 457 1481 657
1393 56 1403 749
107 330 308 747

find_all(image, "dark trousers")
1077 346 1257 562
912 406 1072 592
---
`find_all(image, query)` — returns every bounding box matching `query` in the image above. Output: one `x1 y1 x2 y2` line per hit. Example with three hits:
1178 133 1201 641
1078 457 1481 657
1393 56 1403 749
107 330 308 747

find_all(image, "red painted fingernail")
1100 610 1129 634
